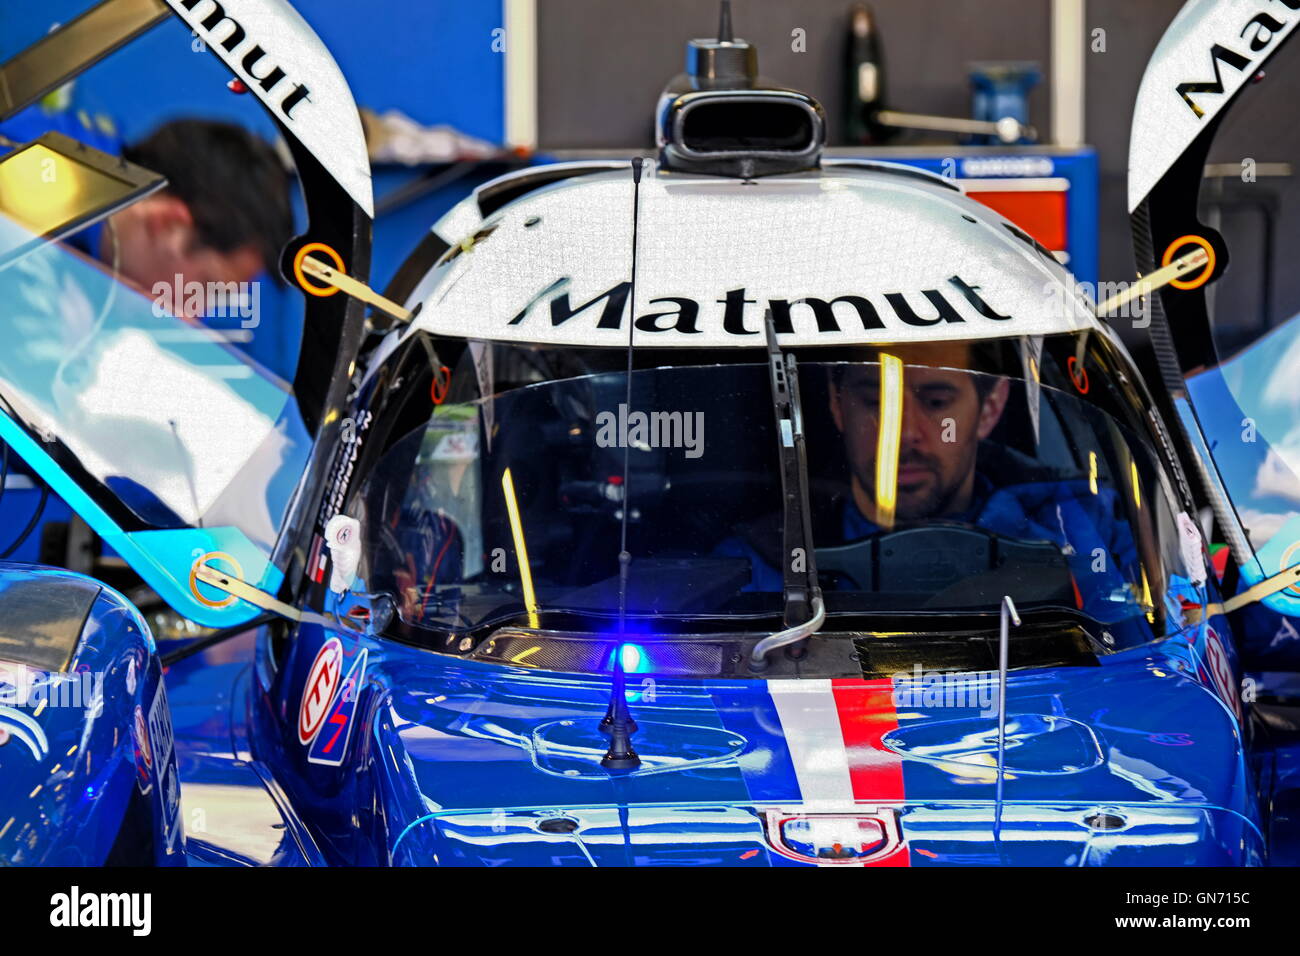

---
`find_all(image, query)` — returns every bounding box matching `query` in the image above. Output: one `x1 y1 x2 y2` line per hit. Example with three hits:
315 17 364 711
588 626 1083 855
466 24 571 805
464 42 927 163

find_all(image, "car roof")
404 160 1099 351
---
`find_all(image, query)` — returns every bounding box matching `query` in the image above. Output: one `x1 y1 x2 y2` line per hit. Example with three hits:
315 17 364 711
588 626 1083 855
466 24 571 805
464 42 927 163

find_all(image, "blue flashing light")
605 642 652 675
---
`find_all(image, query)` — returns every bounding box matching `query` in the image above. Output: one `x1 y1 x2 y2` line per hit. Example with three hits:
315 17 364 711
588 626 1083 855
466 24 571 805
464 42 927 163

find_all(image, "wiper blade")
750 311 825 669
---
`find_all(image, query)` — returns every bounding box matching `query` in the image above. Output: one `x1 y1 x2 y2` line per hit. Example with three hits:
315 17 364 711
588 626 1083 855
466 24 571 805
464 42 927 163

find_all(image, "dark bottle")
844 3 890 145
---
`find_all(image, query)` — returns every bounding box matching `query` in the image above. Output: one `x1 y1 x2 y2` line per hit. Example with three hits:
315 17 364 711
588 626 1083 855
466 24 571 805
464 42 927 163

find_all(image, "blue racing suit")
715 471 1141 618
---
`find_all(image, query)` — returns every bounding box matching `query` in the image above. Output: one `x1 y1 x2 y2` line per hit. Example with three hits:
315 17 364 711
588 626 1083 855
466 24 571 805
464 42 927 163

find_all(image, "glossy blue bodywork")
128 584 1269 867
3 554 1279 866
0 564 181 865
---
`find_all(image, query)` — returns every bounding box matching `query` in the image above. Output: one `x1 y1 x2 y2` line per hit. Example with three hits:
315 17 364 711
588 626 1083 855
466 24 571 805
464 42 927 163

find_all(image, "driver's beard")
861 450 968 522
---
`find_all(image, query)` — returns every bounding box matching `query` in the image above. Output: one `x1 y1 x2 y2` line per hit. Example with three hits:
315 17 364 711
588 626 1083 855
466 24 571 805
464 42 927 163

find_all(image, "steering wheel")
815 523 1071 602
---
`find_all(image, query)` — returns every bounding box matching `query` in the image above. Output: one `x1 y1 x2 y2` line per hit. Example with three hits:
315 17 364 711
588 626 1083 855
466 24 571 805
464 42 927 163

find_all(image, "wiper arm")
750 311 825 669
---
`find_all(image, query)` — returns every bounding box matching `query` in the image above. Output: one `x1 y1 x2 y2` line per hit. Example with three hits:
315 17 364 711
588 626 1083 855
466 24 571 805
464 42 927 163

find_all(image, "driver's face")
830 342 1008 522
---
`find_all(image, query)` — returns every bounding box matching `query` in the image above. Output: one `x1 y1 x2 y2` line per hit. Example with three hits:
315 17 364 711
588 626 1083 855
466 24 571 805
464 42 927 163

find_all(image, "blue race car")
1 0 1299 866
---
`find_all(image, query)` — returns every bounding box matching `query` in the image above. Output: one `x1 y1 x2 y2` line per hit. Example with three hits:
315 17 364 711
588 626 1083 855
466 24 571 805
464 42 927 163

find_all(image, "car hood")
360 640 1260 865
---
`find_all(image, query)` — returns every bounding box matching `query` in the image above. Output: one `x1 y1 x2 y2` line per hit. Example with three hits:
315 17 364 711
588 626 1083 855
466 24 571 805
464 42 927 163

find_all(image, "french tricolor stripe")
308 534 327 583
768 680 855 808
830 678 907 805
767 677 909 866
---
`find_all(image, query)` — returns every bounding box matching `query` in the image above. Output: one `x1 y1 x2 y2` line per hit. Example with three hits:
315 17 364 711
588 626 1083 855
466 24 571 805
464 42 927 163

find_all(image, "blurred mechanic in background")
1 105 293 294
95 119 292 297
0 114 294 566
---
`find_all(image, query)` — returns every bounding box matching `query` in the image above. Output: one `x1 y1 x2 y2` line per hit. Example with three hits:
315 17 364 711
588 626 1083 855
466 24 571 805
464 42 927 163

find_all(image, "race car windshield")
353 338 1191 641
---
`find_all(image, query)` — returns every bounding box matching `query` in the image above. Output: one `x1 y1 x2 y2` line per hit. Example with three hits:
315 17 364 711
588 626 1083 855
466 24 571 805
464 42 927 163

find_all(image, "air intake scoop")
658 2 825 178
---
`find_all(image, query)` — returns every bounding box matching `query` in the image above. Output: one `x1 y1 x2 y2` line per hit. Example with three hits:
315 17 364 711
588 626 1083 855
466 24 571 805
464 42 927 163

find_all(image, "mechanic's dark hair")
827 339 1007 399
122 119 292 282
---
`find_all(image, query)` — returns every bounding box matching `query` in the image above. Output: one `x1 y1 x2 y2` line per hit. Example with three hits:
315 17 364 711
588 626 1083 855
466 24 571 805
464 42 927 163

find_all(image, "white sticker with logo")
1204 627 1242 722
147 682 175 773
299 637 344 745
432 430 479 463
146 681 182 850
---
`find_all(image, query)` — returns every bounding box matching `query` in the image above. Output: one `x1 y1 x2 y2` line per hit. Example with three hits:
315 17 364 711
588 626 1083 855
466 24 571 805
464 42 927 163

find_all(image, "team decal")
133 704 151 782
147 682 176 775
1174 5 1297 120
307 534 328 586
147 682 182 852
1128 0 1300 210
503 274 1011 339
160 0 374 216
124 653 138 695
297 638 369 766
168 0 312 119
308 409 373 588
298 638 344 745
308 649 369 766
1203 627 1242 722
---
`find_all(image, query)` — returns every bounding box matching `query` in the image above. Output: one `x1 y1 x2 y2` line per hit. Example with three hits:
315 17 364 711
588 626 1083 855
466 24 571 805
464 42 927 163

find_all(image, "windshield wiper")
750 311 825 669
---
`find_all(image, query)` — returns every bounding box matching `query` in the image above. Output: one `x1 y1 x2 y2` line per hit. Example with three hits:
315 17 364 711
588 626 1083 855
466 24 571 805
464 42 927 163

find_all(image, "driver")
831 340 1009 527
716 340 1140 605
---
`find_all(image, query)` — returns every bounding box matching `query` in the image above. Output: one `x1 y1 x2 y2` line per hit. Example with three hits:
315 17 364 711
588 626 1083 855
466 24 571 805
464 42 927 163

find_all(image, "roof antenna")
601 156 646 772
994 594 1019 861
718 0 734 42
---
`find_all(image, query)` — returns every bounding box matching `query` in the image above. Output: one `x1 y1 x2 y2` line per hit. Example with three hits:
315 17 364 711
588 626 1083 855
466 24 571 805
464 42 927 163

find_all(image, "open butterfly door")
0 0 374 627
1129 0 1300 616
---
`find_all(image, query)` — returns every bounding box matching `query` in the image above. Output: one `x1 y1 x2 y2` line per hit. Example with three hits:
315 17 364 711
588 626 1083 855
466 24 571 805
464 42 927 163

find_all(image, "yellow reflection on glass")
1130 459 1142 509
1088 451 1098 495
0 144 130 235
501 467 540 628
875 352 904 530
1141 568 1154 623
